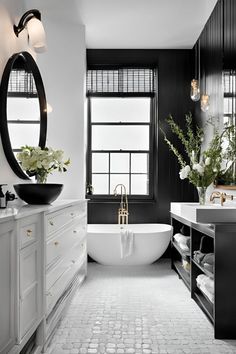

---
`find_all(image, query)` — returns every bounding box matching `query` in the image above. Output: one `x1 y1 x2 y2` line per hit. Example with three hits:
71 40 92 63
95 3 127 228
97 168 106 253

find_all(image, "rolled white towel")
120 229 134 258
173 233 190 251
173 233 190 243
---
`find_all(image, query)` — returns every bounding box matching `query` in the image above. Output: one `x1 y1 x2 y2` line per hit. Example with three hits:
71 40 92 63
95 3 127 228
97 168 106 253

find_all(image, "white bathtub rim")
87 223 173 234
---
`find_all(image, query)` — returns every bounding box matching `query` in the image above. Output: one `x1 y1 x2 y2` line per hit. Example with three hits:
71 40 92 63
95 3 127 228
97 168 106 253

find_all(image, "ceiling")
76 0 218 49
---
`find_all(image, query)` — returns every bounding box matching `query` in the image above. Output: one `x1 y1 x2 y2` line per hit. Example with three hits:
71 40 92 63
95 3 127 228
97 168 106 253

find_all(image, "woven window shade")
8 69 37 96
87 68 156 94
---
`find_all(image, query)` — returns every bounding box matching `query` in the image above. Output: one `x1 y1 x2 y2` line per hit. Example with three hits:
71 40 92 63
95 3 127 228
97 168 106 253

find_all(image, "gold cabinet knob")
49 220 54 226
26 229 32 237
70 213 74 217
71 260 76 264
54 241 59 246
73 230 78 234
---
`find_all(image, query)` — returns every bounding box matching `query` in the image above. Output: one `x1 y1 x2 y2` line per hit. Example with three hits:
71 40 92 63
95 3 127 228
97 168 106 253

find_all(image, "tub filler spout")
114 184 129 224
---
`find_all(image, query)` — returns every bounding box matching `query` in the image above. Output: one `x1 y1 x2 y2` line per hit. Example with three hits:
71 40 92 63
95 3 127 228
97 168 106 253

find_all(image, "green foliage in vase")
17 146 70 183
160 113 222 188
216 123 236 185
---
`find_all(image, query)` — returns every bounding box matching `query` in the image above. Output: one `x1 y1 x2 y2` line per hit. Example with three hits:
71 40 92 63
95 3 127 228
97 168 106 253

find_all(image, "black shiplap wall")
87 50 195 225
195 0 223 127
224 0 236 70
195 0 236 128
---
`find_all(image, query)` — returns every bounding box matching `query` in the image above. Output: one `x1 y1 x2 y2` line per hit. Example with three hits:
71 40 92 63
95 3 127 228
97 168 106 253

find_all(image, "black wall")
86 50 195 225
194 0 236 125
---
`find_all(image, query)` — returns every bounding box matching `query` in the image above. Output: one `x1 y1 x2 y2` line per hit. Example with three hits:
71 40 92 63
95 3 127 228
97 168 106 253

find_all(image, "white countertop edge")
0 199 88 223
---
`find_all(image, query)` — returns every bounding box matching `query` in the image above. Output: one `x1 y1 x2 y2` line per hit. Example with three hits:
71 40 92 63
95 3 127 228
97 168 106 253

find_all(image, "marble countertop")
0 199 87 223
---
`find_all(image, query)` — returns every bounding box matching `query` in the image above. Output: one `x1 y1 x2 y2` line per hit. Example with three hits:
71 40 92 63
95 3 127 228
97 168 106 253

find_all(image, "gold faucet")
114 184 129 224
210 191 233 206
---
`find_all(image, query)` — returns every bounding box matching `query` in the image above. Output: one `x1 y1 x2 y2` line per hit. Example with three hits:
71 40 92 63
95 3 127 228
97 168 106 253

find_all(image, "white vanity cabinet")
0 199 87 354
0 221 15 354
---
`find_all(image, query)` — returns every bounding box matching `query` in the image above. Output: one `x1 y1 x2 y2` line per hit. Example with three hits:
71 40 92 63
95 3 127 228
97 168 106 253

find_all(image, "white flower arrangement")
17 146 70 183
161 113 222 188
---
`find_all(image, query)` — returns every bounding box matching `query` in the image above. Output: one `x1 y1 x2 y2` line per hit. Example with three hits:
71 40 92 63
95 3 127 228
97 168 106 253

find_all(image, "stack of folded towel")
196 274 214 303
193 236 214 274
173 233 190 252
202 253 214 274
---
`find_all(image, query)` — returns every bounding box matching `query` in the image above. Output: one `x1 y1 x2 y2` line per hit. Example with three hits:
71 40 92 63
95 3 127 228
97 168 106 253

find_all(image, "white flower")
205 157 211 166
193 163 204 175
16 145 70 180
179 165 191 180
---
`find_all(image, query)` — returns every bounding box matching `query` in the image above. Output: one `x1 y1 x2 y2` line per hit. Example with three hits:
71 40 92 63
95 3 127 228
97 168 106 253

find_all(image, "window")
87 67 156 198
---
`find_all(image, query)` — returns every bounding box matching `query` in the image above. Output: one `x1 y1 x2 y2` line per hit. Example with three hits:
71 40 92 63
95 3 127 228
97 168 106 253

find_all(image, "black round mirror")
0 51 47 179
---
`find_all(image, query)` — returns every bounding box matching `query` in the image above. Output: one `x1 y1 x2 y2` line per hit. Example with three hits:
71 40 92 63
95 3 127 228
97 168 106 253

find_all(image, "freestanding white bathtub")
87 224 173 265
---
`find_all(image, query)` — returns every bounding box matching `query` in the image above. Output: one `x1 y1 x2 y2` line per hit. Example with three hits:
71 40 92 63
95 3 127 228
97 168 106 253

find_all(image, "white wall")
0 0 29 186
0 0 86 199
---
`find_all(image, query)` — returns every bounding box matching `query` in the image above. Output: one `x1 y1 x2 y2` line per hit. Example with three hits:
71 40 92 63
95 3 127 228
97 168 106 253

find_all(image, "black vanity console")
171 212 236 339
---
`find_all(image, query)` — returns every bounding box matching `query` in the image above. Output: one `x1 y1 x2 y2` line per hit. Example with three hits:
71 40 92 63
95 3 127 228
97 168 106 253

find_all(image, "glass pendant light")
190 41 200 101
191 79 200 101
200 94 210 112
201 64 210 112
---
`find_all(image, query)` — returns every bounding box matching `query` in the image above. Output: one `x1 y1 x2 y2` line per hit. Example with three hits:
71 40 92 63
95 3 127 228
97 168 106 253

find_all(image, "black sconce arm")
14 9 41 37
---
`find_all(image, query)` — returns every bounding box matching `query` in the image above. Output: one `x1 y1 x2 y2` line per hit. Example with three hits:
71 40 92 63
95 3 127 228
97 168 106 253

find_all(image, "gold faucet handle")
222 193 234 201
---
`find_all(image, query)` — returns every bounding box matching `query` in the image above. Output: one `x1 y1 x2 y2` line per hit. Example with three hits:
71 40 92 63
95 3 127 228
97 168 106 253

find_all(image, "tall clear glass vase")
36 174 47 184
197 186 207 205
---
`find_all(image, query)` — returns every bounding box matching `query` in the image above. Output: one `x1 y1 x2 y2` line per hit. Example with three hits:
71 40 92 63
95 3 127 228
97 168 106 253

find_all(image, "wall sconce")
13 9 46 53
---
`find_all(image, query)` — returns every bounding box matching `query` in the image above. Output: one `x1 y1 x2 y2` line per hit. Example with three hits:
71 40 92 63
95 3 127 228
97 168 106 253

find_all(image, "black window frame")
86 66 157 201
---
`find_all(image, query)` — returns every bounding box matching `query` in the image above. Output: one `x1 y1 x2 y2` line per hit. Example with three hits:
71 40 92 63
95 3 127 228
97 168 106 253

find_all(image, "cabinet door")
19 241 42 341
0 221 15 353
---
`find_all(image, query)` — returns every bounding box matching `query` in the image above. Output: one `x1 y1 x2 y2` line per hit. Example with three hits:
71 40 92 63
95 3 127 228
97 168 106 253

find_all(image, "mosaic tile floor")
46 260 236 354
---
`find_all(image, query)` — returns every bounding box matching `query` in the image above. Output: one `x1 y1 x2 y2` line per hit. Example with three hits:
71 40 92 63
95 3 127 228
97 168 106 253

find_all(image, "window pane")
8 124 40 149
91 97 150 122
92 125 149 150
110 153 129 173
7 97 40 121
131 174 148 195
131 153 148 173
92 174 109 194
92 153 109 173
110 174 129 194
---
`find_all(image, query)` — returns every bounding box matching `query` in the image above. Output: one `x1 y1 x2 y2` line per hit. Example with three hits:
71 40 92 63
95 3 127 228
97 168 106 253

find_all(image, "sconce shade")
190 79 200 101
27 17 46 53
14 9 46 53
201 94 210 112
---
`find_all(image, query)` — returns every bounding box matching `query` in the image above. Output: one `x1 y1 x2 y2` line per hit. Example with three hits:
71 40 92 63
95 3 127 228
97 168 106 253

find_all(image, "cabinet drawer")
46 223 86 267
19 214 41 249
46 204 86 238
46 255 86 314
46 238 86 291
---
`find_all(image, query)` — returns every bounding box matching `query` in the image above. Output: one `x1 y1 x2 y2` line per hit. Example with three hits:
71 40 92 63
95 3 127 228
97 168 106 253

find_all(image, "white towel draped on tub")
120 229 134 258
